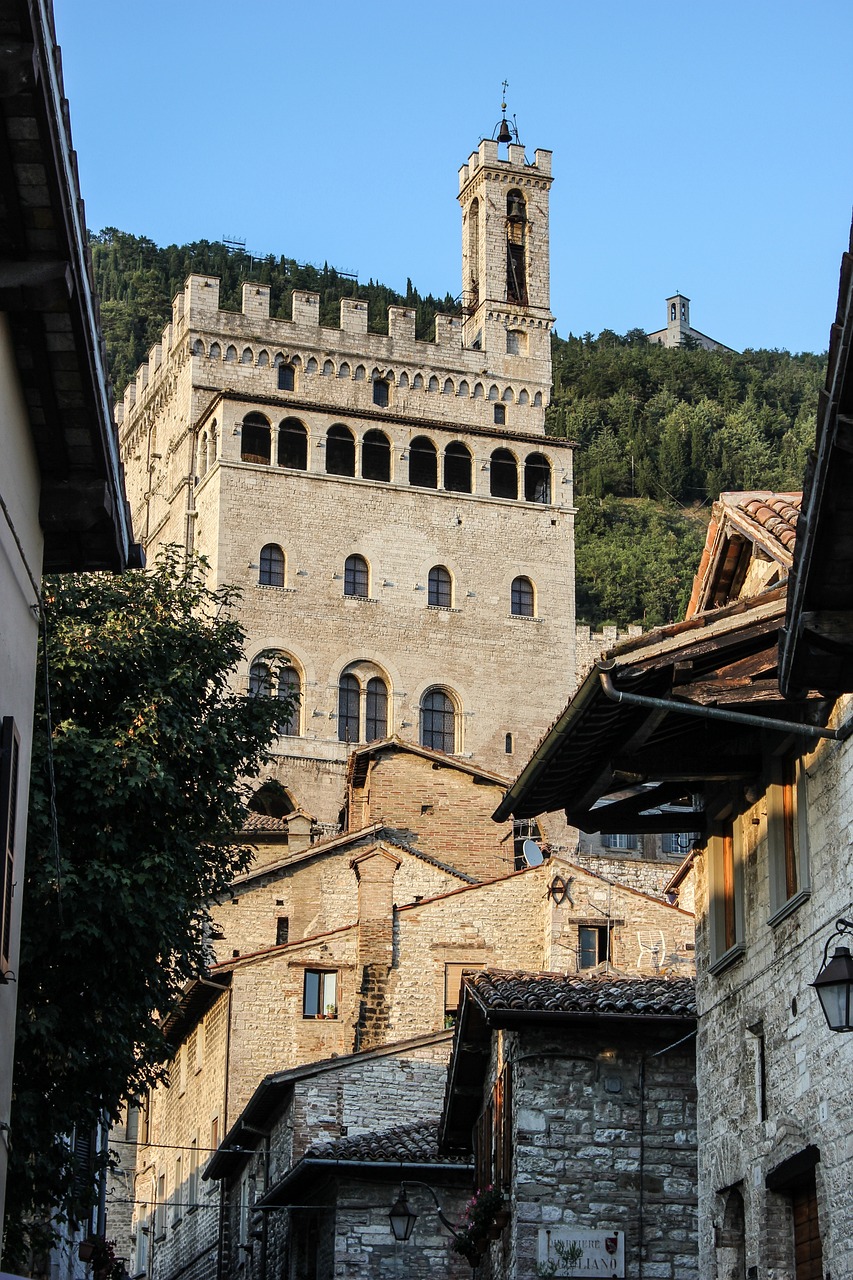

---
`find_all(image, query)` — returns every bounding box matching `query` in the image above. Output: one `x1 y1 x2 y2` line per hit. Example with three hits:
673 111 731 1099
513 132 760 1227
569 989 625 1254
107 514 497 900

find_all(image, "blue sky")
55 0 853 353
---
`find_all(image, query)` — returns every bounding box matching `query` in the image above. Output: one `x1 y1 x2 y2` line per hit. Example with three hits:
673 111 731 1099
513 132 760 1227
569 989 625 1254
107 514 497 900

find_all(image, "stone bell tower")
458 120 554 370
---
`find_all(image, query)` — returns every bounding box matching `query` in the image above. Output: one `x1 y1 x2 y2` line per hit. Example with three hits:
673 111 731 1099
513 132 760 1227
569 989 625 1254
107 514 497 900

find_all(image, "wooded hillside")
90 230 825 631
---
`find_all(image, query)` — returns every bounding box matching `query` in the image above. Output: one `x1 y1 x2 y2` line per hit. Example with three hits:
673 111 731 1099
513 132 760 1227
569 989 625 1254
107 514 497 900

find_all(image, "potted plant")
451 1185 506 1263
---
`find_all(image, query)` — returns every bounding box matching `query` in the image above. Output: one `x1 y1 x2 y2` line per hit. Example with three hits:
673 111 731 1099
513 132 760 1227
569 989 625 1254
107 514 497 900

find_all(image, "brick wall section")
694 703 853 1280
489 1024 697 1280
352 748 516 879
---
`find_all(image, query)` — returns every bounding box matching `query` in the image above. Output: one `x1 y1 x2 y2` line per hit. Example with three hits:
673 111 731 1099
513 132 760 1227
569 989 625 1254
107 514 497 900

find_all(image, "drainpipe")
598 667 853 742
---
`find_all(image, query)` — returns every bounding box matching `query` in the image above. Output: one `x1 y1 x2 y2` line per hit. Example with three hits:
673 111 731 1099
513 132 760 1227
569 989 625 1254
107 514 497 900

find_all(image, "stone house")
125 738 694 1280
490 239 853 1280
114 128 576 824
204 1039 472 1280
0 0 136 1249
440 970 698 1280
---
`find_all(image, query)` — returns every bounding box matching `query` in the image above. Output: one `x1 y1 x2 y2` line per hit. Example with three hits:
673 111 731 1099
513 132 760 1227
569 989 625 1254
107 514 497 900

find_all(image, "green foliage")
4 552 286 1265
89 229 457 395
576 497 708 629
548 329 824 627
547 330 824 504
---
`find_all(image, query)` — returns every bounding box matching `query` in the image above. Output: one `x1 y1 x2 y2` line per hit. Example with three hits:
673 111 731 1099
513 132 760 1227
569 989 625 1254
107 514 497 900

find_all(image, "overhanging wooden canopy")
494 588 830 833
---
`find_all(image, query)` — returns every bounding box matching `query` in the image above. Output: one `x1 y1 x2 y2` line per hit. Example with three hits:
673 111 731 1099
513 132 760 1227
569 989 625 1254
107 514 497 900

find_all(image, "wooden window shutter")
0 717 20 976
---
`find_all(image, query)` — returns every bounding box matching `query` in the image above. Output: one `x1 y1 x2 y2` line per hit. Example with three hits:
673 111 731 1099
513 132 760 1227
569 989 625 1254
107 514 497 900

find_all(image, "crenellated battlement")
457 137 553 194
118 271 553 437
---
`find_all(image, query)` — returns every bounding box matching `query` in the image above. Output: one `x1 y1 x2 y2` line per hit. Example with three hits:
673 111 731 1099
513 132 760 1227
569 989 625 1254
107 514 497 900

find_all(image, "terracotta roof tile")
240 812 291 833
305 1119 469 1165
737 493 801 552
466 970 696 1018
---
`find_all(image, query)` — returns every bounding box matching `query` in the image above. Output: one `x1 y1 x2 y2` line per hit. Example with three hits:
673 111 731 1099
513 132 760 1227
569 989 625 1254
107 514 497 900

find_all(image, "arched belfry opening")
467 197 480 308
506 189 528 306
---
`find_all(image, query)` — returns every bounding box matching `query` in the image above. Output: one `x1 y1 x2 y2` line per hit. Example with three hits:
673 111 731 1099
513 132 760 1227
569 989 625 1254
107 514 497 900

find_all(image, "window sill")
343 595 379 603
257 585 296 593
508 614 542 623
708 942 746 976
768 888 811 928
427 605 461 613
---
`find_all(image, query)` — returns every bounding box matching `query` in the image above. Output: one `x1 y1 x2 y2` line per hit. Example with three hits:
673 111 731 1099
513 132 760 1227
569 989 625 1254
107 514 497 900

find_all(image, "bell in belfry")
507 192 526 222
497 117 512 145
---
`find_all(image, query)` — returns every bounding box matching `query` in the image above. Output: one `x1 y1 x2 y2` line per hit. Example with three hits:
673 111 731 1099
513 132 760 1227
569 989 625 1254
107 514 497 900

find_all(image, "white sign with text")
537 1228 625 1277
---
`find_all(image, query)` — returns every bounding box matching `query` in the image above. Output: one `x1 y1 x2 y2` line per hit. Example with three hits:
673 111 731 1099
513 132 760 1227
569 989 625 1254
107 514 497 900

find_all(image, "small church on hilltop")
117 124 576 828
647 292 737 352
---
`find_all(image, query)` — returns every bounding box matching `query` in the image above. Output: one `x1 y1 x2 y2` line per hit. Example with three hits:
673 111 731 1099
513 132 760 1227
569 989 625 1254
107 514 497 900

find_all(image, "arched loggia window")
326 425 355 476
409 436 438 488
444 442 472 494
241 413 271 465
490 448 518 499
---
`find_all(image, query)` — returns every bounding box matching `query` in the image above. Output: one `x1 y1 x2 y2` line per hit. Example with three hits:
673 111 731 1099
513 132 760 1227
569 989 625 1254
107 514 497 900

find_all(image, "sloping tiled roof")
240 812 291 833
306 1119 469 1165
466 970 696 1019
731 492 800 555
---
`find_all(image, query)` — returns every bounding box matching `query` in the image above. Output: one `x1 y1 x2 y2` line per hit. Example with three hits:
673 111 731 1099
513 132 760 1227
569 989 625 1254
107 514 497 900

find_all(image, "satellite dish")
522 839 544 867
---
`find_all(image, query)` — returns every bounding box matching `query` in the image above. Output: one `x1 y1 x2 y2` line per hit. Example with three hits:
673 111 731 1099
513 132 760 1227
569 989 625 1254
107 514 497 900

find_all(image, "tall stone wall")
494 1024 697 1280
695 698 853 1280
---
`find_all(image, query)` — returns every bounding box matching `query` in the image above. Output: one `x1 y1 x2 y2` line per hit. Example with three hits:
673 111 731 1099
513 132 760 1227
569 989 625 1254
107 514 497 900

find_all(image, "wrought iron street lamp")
812 917 853 1031
388 1180 461 1243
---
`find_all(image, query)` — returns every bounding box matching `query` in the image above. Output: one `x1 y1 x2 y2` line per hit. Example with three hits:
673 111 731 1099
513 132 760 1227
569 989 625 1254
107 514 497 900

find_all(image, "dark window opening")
428 565 452 608
248 659 272 698
278 419 308 469
344 554 369 598
277 666 300 735
326 425 356 476
362 429 391 482
259 544 285 587
409 436 438 488
505 732 513 754
276 917 290 946
420 689 456 753
303 969 337 1018
579 925 611 969
494 404 506 426
338 673 360 743
524 453 551 504
444 442 472 493
372 379 390 408
490 448 517 499
671 303 677 322
278 362 295 391
365 677 388 742
248 780 294 818
241 413 271 465
511 576 535 617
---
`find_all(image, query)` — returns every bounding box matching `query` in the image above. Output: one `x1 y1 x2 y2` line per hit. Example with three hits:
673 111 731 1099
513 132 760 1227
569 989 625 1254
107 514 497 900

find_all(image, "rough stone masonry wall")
492 1023 697 1280
209 837 466 964
695 701 853 1280
545 856 695 976
389 866 549 1040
